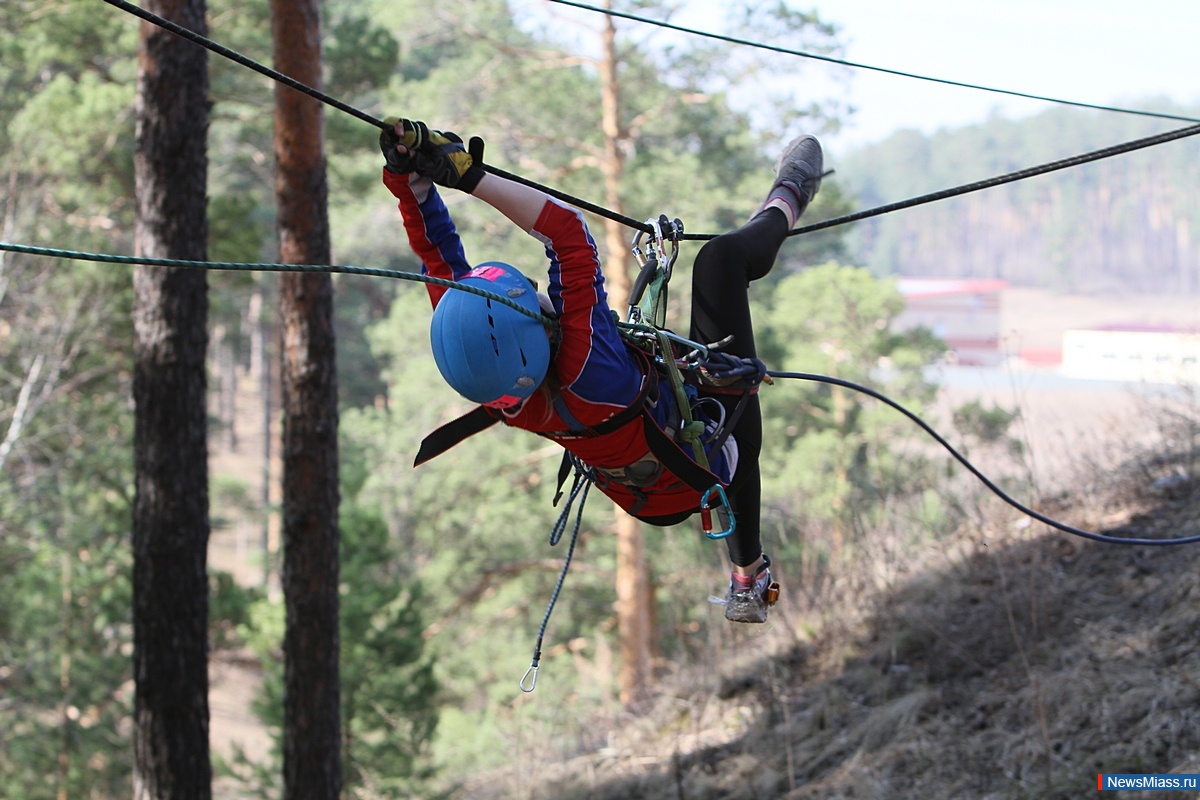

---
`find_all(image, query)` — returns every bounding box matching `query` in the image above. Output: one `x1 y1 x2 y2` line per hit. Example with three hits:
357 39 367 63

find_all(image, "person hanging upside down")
379 118 823 623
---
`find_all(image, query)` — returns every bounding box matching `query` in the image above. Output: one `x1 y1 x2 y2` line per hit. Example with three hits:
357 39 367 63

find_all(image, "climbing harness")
515 215 774 690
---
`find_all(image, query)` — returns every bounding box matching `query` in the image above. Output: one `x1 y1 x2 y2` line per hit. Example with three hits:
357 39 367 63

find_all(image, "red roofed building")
894 278 1008 366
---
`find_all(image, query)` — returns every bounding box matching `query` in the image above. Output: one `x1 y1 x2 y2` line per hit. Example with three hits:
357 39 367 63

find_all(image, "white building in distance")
1061 325 1200 384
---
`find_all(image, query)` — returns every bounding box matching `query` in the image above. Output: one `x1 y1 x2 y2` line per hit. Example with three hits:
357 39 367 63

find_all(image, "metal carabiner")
700 484 737 540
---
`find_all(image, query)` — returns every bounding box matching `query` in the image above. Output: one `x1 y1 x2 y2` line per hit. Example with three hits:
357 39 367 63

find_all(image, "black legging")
689 207 790 567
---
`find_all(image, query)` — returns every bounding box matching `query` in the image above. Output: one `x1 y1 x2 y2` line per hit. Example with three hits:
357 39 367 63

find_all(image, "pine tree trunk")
271 1 342 797
600 5 655 710
131 1 212 797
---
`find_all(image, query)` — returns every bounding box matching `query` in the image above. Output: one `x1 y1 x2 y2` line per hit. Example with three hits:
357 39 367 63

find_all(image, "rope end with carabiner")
520 660 540 693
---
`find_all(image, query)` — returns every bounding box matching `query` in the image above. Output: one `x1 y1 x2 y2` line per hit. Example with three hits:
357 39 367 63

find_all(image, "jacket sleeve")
530 198 642 413
383 168 471 308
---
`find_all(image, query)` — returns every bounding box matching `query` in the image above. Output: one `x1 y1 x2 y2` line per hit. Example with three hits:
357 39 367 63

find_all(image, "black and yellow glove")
379 117 429 174
413 129 487 194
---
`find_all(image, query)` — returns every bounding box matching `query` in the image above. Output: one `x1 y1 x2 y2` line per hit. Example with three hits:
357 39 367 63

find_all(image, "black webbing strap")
704 390 752 461
541 350 658 440
413 406 500 466
640 413 723 495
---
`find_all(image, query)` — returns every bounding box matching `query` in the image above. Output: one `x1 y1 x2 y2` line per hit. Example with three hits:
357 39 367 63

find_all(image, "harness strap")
541 349 658 440
639 412 723 495
705 390 753 460
413 362 656 467
413 406 500 467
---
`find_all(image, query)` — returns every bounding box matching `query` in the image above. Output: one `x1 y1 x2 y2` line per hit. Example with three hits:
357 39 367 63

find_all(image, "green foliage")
952 399 1019 444
210 570 264 650
0 263 136 799
230 495 441 798
756 264 948 534
324 12 400 100
841 102 1200 293
339 505 440 796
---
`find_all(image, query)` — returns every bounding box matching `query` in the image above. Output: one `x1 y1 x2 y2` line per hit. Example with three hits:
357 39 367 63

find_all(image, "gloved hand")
412 129 487 194
378 117 430 174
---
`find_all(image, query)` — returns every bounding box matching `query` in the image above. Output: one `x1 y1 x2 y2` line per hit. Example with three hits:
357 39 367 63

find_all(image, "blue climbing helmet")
430 262 552 409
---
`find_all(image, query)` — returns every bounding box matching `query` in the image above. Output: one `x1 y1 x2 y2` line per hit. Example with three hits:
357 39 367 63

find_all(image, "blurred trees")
842 104 1200 293
0 3 140 798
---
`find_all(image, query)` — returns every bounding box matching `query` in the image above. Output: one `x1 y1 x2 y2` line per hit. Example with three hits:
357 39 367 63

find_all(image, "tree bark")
131 1 212 797
600 5 655 710
271 1 342 797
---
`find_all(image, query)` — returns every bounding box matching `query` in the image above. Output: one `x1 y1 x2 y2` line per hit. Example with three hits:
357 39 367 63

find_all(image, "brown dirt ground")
471 455 1200 799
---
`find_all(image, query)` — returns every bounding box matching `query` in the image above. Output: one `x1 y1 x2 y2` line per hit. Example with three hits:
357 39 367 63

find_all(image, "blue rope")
521 458 593 692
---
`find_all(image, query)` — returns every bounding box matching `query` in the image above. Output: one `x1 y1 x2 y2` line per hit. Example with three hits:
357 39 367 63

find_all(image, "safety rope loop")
767 370 1200 547
549 457 593 546
521 479 590 693
697 351 768 386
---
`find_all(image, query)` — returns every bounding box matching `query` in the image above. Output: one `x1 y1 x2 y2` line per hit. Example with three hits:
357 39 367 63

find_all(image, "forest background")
1 0 1199 798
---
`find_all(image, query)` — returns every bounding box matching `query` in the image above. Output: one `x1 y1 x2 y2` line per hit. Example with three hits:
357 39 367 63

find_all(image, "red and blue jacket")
385 169 731 520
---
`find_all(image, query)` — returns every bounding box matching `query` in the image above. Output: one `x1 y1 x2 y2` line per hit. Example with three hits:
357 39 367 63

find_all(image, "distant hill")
837 101 1200 295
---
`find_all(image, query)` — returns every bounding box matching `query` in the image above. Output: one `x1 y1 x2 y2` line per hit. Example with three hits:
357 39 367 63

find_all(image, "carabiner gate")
700 484 736 540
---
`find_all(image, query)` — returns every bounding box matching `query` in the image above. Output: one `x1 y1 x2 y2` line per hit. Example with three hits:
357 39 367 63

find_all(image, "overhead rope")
767 370 1200 546
788 121 1200 238
0 242 557 327
99 0 655 235
547 0 1200 127
102 0 1200 245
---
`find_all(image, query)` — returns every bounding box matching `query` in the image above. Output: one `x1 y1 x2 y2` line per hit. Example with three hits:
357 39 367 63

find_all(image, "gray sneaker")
723 555 780 624
773 134 824 213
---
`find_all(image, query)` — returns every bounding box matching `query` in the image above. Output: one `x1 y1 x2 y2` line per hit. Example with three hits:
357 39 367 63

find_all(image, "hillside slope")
470 463 1200 799
838 102 1200 295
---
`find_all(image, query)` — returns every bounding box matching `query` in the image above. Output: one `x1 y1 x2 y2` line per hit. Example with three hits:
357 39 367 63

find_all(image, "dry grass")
461 422 1200 800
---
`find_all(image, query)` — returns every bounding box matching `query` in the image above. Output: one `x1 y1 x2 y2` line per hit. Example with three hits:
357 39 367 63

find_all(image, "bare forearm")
471 173 550 232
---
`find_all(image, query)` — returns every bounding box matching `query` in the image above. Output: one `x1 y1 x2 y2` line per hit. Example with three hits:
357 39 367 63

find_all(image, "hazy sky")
811 0 1200 150
532 0 1200 153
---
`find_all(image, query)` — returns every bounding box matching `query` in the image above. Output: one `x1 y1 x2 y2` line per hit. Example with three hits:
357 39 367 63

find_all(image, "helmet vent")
486 309 499 355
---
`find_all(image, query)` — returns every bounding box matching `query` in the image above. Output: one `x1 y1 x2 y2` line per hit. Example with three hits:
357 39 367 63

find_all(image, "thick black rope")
99 0 655 235
787 122 1200 238
101 0 1200 244
768 370 1200 546
548 0 1200 127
